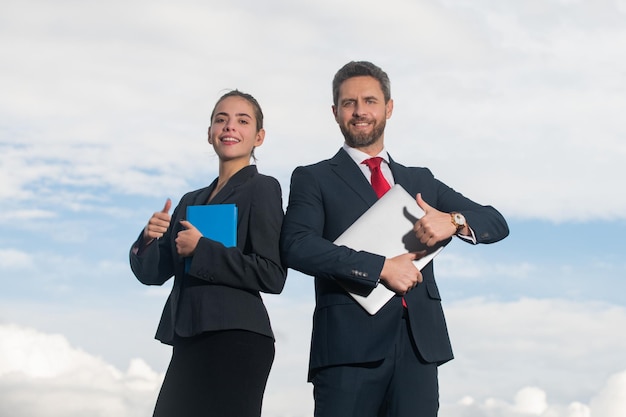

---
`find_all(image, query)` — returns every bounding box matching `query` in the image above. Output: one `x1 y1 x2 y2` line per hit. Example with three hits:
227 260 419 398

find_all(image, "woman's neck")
209 159 251 202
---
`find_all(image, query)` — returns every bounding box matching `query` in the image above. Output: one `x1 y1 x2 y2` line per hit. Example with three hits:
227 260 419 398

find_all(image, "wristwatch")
450 212 466 234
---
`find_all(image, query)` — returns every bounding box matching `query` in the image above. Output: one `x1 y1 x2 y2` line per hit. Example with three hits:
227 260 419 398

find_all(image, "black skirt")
153 329 275 417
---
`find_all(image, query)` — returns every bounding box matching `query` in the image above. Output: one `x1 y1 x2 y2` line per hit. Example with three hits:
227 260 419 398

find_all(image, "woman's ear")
207 126 213 144
254 128 266 147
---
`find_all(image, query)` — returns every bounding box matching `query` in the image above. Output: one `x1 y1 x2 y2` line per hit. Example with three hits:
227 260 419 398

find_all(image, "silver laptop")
334 184 447 314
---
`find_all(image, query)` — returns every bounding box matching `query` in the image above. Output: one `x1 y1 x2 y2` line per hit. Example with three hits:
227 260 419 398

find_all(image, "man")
280 61 509 417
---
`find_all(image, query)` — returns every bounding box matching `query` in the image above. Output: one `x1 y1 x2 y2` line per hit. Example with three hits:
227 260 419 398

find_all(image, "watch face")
454 213 466 225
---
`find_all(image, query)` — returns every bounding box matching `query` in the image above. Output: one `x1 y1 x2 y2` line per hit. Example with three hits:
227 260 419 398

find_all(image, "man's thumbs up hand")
413 193 456 247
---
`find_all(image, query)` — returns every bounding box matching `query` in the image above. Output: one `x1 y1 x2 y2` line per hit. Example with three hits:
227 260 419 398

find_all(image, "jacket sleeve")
280 166 383 289
128 203 182 286
186 177 287 294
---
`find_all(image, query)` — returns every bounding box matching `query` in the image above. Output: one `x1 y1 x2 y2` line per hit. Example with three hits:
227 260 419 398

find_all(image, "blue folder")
184 204 237 272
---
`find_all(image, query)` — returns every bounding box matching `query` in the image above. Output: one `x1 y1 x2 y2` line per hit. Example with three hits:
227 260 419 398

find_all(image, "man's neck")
344 141 385 157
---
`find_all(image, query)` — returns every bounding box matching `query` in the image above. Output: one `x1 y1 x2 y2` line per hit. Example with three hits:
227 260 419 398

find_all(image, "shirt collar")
342 143 389 165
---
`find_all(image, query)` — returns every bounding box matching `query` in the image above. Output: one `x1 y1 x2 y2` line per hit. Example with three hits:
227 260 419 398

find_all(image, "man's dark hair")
332 61 391 106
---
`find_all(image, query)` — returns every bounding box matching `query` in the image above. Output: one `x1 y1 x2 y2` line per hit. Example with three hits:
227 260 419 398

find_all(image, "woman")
129 90 287 417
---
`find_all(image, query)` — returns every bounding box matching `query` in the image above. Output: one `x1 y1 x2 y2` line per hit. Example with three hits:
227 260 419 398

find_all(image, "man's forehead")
339 76 384 99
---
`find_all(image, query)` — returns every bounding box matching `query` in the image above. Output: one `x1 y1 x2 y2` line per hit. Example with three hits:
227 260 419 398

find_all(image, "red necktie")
362 157 391 198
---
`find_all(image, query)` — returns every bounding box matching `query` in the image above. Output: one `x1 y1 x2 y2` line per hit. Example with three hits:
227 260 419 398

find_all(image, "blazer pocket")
425 281 442 301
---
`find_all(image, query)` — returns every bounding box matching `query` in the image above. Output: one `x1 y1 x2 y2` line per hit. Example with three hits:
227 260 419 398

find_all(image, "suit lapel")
388 155 411 190
198 165 258 205
330 148 378 206
193 184 214 206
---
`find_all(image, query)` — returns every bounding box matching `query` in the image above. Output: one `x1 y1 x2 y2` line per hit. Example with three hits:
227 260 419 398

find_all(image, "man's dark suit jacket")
280 148 509 379
130 165 287 345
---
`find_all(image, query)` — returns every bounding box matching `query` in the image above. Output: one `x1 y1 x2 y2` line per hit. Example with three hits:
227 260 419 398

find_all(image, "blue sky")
1 0 625 416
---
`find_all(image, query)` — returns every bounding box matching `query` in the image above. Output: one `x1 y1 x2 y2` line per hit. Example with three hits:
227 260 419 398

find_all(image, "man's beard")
340 118 386 149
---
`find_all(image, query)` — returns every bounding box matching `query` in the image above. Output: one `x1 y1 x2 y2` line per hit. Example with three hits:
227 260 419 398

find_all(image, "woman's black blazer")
130 165 287 345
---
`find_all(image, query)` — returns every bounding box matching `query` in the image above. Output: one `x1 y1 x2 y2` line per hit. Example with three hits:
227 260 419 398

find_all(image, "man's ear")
386 99 394 120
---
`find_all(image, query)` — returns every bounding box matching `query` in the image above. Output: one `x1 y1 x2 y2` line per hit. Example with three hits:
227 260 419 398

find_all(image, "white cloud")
437 252 536 280
0 249 105 292
441 378 626 417
513 386 548 415
439 298 626 407
0 323 162 417
1 0 626 222
442 386 592 417
0 249 33 269
589 369 626 417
